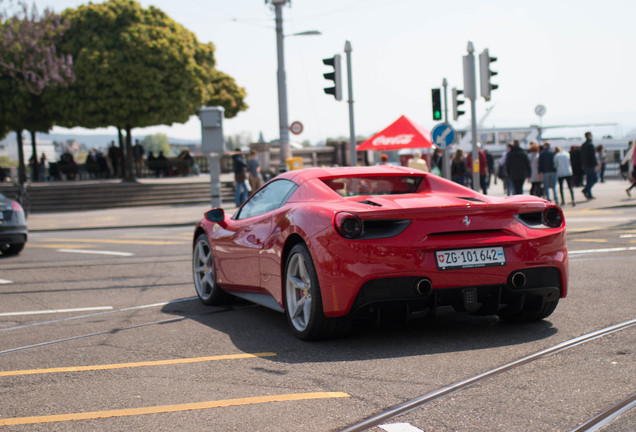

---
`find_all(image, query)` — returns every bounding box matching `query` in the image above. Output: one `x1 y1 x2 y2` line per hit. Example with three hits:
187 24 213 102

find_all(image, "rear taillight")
11 201 23 212
542 205 564 228
334 211 363 239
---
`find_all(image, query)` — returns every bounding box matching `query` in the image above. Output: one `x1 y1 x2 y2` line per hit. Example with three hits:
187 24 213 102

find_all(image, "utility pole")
345 41 356 166
463 41 479 191
442 78 450 179
272 0 290 171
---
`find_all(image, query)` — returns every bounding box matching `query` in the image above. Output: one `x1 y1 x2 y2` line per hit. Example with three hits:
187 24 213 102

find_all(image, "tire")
498 298 559 322
0 243 24 256
192 234 229 305
284 244 349 340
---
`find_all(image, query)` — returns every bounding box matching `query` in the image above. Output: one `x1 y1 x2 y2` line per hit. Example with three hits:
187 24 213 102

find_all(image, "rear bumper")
0 227 27 245
349 266 562 316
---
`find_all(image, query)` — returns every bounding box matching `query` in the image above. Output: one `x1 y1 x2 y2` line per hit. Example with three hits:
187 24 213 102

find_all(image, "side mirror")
205 208 225 223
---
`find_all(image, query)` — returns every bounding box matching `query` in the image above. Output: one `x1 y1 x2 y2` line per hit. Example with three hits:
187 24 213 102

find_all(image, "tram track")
341 318 636 432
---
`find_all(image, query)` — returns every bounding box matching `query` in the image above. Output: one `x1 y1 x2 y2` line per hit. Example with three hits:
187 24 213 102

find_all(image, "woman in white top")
554 146 575 206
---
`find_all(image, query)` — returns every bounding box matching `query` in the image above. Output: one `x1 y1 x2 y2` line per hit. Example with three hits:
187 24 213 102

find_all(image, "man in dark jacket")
580 131 598 199
505 140 531 195
538 141 558 202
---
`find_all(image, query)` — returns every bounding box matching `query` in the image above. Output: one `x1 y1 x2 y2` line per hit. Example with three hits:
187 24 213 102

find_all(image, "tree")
0 1 73 94
54 0 247 182
0 1 74 184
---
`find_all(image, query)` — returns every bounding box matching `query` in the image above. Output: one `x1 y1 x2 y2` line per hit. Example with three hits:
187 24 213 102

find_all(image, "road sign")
431 123 456 149
289 121 304 135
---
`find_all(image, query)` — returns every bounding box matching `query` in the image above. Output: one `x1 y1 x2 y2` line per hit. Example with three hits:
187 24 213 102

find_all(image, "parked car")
0 193 27 256
192 166 568 340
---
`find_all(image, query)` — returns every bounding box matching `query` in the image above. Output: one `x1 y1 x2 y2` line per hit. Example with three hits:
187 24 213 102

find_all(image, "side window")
235 179 298 220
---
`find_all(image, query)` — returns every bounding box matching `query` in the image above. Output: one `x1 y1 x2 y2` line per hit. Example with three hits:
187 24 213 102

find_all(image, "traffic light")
322 54 342 101
452 87 465 121
431 88 442 121
479 48 498 101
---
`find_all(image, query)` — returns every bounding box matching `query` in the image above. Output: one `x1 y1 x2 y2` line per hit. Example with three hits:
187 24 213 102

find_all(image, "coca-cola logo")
372 134 414 146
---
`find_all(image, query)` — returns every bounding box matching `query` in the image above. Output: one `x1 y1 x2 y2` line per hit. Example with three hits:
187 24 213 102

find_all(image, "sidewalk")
27 177 636 232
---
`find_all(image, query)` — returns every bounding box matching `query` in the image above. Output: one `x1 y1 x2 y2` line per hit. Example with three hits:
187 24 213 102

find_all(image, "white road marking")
0 279 12 284
569 246 636 255
57 249 133 256
0 307 113 317
380 424 424 432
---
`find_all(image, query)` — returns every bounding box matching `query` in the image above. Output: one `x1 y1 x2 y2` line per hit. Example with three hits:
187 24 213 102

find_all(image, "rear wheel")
192 234 229 305
498 298 559 322
284 244 349 340
0 243 24 256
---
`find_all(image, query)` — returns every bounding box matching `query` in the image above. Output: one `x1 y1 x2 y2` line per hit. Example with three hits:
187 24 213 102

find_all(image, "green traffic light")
433 110 442 120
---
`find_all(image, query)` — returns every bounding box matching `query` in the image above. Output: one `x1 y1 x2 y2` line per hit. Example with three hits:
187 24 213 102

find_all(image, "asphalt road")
0 206 635 431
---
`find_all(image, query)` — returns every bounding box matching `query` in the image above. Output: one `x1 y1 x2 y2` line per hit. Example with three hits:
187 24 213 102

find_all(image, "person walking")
247 149 264 193
527 142 542 197
580 131 598 200
407 149 429 172
538 141 558 203
466 145 489 194
451 149 466 186
505 140 531 195
232 153 249 206
623 142 636 197
596 144 607 183
554 146 575 206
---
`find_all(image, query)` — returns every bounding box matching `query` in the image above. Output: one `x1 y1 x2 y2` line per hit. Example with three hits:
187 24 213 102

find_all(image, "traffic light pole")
463 41 480 191
345 41 356 166
441 78 450 179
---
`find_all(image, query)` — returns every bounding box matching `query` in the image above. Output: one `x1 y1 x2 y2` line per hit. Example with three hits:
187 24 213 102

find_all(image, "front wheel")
0 243 24 256
192 234 229 305
284 244 349 340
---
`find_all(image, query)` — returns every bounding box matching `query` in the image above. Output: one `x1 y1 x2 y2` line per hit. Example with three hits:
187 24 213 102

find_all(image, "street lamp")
269 0 320 171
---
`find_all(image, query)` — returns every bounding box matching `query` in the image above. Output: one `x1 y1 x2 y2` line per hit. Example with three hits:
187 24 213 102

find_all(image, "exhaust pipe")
511 272 527 289
415 278 433 297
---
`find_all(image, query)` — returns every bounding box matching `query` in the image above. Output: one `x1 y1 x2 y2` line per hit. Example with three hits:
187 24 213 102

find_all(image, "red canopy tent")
356 115 433 151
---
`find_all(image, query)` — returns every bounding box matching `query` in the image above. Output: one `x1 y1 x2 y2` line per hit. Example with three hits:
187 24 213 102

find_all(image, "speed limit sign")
289 121 304 135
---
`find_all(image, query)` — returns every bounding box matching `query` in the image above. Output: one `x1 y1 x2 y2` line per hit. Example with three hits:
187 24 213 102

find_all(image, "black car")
0 193 27 256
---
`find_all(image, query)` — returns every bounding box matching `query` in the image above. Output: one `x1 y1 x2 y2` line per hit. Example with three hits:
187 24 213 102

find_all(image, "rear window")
321 175 424 197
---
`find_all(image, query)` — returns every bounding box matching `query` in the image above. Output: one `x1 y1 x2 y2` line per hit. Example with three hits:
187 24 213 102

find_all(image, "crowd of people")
375 131 630 207
27 140 198 182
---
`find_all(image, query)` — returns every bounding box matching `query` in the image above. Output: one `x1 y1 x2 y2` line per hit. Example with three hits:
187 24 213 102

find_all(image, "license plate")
436 246 506 270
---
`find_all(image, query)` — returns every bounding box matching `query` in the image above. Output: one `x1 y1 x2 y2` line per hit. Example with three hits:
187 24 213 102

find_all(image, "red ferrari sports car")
192 166 567 340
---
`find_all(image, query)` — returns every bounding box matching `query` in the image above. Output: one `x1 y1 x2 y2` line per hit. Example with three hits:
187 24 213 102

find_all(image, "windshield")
321 175 424 197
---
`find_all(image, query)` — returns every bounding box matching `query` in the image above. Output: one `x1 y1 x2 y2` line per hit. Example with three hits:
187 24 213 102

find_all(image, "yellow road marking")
571 238 608 243
0 353 276 377
36 238 183 245
0 392 350 426
26 244 96 249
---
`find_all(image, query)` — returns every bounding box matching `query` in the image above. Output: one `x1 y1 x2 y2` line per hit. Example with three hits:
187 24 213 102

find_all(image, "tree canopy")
0 1 74 95
54 0 247 132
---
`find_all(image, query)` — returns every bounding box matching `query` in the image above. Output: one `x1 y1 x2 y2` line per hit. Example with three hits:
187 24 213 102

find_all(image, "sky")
39 0 636 145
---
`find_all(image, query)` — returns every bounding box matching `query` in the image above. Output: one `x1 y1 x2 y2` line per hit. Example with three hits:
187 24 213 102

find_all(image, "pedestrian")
484 148 495 187
620 142 632 180
247 149 264 193
569 146 583 187
527 142 543 197
596 144 606 183
622 142 636 197
407 149 429 172
232 153 249 206
580 131 598 200
554 146 575 206
431 148 443 176
39 153 47 182
505 139 531 195
378 154 389 165
451 149 466 186
466 144 489 194
107 141 122 178
498 143 514 196
133 139 145 178
538 141 558 203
